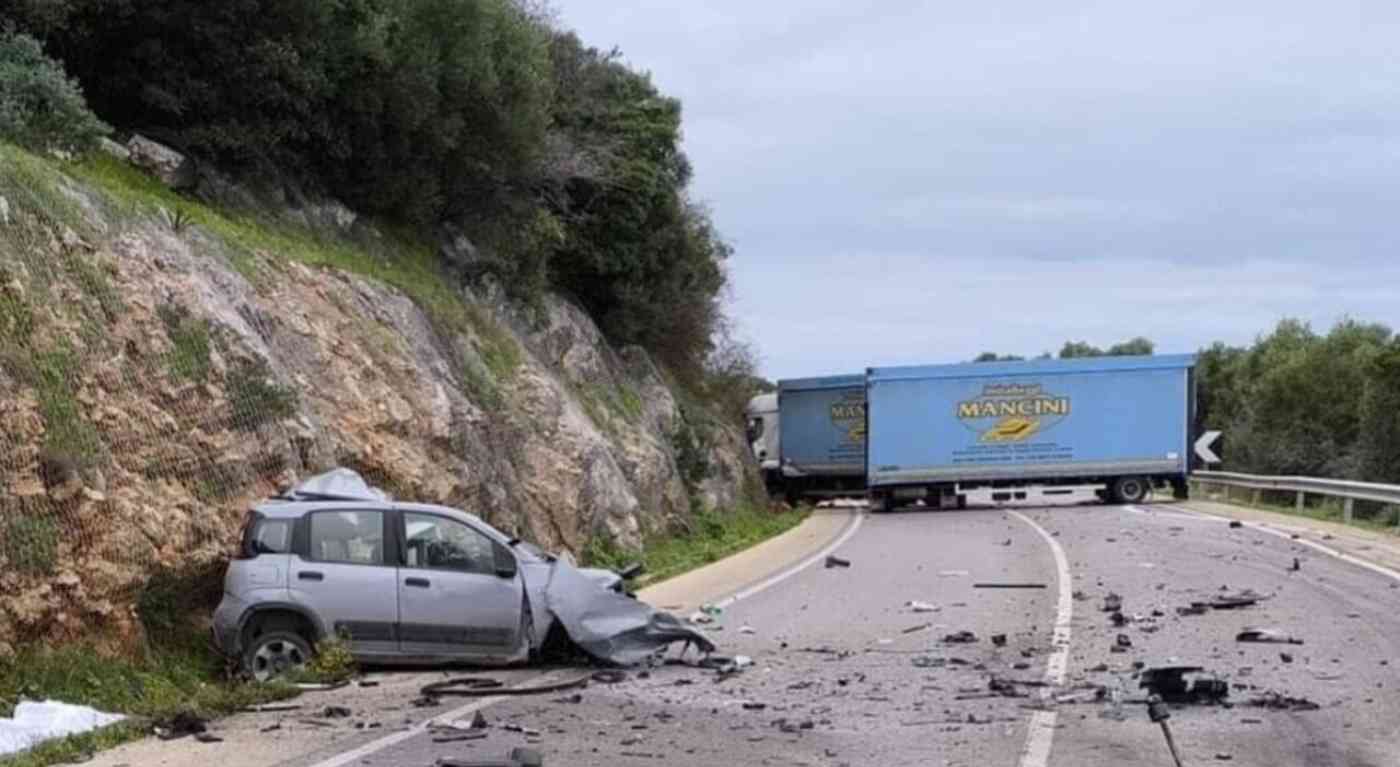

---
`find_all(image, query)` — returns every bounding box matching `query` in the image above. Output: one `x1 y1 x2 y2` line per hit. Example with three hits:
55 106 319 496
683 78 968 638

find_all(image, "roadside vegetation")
583 504 809 588
1194 484 1400 533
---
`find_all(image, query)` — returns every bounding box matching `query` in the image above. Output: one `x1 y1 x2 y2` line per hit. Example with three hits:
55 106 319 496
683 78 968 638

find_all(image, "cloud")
558 1 1400 379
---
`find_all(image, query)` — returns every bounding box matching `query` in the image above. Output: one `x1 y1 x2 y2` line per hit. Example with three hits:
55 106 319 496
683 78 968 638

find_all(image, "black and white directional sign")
1194 430 1222 464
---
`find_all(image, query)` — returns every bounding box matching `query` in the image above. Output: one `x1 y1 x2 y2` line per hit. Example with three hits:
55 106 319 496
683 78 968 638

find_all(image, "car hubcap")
252 639 307 682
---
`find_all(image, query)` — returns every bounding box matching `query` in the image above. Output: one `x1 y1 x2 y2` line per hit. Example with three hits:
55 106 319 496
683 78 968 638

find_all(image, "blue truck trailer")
747 374 866 504
865 354 1196 511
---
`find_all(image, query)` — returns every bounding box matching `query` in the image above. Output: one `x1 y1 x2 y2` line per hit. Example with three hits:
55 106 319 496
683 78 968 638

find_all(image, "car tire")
243 630 313 682
1110 476 1149 505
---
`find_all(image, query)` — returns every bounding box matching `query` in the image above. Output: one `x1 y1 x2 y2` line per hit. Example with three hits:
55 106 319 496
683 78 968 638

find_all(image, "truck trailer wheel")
1110 476 1149 504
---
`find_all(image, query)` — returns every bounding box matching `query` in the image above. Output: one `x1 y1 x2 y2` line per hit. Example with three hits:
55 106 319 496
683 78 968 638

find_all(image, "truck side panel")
867 363 1189 487
779 376 866 477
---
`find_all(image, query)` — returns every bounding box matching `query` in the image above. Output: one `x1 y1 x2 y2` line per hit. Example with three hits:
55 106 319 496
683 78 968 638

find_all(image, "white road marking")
1175 504 1400 583
712 508 865 609
302 670 569 767
304 509 865 767
1008 509 1074 767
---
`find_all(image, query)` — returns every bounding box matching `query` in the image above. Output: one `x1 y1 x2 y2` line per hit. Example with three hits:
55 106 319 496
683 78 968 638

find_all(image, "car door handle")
298 571 324 581
404 577 431 588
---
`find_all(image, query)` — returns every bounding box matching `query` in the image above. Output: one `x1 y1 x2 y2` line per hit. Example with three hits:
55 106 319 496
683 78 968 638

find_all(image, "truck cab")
745 392 780 485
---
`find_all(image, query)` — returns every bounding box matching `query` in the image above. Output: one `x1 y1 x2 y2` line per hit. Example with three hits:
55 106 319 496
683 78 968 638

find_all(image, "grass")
1194 483 1400 533
157 303 212 381
0 646 296 767
582 503 809 587
0 515 58 575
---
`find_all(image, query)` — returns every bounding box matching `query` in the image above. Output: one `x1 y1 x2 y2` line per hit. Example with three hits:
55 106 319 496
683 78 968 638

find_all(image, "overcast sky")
557 1 1400 379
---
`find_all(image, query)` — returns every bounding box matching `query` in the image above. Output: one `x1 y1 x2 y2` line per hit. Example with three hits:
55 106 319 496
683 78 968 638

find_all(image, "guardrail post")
1251 488 1261 507
1296 491 1305 512
1344 498 1354 524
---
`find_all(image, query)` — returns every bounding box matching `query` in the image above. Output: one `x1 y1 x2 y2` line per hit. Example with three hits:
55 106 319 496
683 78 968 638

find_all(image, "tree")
0 28 108 152
973 352 1025 362
1059 341 1103 358
1358 340 1400 484
1106 337 1154 356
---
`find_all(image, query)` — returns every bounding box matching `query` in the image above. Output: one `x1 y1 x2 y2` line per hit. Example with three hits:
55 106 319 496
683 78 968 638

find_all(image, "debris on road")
1236 628 1304 645
943 631 977 644
1177 604 1208 616
825 555 851 569
906 600 938 613
1110 634 1132 652
1229 520 1243 529
1247 692 1321 711
1280 652 1294 664
242 703 300 713
1210 590 1265 609
901 623 932 635
153 711 208 740
991 634 1007 647
738 625 757 634
320 705 351 719
1292 557 1301 572
436 746 544 767
1102 593 1123 613
973 583 1047 589
1139 667 1229 704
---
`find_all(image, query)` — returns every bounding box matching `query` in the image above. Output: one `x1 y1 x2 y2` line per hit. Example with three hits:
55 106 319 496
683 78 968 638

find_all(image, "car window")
403 512 495 575
308 510 384 565
253 519 292 554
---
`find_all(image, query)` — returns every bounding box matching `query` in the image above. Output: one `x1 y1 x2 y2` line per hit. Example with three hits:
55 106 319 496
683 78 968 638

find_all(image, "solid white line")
712 509 865 609
1176 505 1400 583
302 670 567 767
1008 509 1073 767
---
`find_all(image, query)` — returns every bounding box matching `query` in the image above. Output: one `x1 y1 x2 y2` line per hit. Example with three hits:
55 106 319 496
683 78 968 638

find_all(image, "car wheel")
243 630 312 682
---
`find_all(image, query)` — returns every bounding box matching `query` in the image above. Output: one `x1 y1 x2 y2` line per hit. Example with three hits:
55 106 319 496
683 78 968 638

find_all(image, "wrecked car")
211 469 712 680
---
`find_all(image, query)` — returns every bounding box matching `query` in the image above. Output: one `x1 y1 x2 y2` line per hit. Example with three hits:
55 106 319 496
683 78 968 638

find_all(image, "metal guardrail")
1191 470 1400 524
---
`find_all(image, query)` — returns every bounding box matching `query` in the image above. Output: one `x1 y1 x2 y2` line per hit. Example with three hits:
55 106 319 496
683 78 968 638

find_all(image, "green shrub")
0 28 108 152
157 303 212 381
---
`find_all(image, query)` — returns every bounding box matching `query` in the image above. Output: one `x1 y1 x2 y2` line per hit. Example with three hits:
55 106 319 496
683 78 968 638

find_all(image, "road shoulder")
1171 498 1400 574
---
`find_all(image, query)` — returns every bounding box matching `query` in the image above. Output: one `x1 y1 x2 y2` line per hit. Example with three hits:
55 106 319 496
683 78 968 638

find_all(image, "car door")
397 510 524 659
289 508 400 656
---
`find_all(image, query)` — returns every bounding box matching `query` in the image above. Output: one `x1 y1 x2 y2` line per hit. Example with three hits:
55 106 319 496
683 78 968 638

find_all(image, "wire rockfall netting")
0 163 339 652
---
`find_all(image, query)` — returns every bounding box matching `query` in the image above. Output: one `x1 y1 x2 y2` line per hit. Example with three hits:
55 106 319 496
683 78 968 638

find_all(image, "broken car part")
437 747 544 767
1139 666 1229 704
1236 628 1303 645
824 555 851 568
420 674 593 698
972 583 1047 589
1147 695 1186 767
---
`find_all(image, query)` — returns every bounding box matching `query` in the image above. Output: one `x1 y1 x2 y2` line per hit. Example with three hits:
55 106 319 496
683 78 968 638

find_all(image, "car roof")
251 499 511 545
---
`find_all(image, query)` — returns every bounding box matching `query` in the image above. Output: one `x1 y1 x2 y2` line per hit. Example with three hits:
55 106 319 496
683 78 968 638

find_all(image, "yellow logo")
957 382 1069 443
829 392 866 444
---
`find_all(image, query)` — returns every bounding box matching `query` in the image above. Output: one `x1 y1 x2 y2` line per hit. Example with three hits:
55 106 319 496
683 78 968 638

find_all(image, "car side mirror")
492 542 517 579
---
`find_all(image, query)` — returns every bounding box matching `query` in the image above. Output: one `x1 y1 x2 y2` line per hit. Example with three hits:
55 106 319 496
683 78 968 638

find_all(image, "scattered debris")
1216 753 1234 761
1236 628 1303 645
943 631 977 644
1072 590 1089 601
1110 611 1128 627
1210 591 1265 609
1176 604 1208 617
501 723 541 736
741 702 767 711
911 657 943 668
825 555 851 569
243 703 300 713
1229 520 1243 529
419 674 593 699
258 723 281 733
1247 692 1320 711
1111 634 1133 652
901 623 932 635
738 625 757 634
991 634 1007 647
432 732 489 744
1291 558 1301 572
938 570 969 577
321 706 352 719
193 732 223 743
906 600 938 613
973 583 1046 589
153 711 208 740
1102 593 1123 613
437 746 544 767
357 680 380 688
1280 652 1294 664
1139 667 1229 704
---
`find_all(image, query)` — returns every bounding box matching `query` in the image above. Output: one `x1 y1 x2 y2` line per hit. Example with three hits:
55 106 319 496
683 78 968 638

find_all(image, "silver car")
211 470 624 680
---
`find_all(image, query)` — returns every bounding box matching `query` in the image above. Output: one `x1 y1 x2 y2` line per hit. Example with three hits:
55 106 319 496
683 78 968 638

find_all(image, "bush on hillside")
0 28 108 152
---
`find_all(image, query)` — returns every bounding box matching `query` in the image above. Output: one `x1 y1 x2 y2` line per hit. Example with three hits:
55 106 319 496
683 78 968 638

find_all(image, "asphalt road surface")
119 499 1400 767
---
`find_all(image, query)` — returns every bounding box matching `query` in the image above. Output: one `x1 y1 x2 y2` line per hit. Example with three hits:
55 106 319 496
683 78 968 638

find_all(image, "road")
92 499 1400 767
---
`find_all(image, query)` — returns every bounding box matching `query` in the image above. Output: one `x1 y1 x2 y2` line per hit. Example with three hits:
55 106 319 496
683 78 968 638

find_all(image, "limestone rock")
126 135 195 189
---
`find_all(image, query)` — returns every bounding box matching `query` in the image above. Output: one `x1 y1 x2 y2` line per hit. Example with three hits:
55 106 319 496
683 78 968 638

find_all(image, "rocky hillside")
0 140 758 658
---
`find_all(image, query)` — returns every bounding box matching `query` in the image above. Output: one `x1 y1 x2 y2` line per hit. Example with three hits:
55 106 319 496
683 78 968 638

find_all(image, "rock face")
0 159 759 655
125 135 195 189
